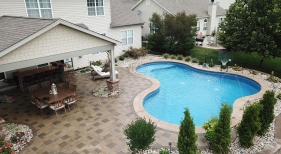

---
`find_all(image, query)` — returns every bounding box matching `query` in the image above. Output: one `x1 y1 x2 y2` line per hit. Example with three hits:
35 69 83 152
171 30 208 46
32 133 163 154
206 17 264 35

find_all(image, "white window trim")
87 0 105 17
24 0 54 18
121 29 134 46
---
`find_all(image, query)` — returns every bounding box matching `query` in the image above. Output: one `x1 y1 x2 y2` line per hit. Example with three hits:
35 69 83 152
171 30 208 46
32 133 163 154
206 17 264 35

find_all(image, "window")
87 0 104 16
64 58 73 67
150 23 156 33
203 19 207 30
121 30 133 46
196 21 200 31
25 0 53 18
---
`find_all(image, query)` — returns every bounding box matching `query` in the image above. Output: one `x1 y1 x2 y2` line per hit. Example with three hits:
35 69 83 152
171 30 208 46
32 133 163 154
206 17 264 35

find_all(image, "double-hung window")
121 30 133 46
87 0 104 16
150 23 156 33
196 21 200 31
203 19 207 30
25 0 53 18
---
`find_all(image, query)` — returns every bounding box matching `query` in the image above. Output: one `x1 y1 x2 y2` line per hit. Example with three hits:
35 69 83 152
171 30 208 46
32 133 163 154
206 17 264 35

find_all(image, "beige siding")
132 0 167 37
0 0 26 16
0 24 112 65
0 0 143 69
72 24 142 69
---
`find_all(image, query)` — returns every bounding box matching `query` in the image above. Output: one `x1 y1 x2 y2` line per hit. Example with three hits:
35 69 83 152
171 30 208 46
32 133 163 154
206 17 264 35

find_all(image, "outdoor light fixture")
169 142 172 153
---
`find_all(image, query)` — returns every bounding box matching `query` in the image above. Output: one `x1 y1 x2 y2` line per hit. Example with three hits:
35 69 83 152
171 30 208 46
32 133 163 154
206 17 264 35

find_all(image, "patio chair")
40 80 50 88
33 98 49 115
49 98 67 117
30 95 36 105
65 94 78 111
27 84 39 92
91 65 118 80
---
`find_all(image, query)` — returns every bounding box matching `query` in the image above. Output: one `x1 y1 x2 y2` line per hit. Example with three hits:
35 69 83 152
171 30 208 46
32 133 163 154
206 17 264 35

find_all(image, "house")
0 0 144 80
122 0 226 38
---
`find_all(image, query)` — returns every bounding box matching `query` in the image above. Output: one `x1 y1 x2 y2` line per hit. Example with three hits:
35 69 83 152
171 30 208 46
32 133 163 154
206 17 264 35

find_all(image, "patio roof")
0 16 121 72
0 16 120 58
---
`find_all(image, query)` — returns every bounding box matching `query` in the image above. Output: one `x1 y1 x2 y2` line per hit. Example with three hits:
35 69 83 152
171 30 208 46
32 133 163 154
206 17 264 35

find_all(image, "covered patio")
0 16 119 92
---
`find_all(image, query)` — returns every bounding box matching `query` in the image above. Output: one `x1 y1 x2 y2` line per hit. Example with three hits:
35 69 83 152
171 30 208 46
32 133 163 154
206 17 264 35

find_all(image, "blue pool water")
136 62 261 126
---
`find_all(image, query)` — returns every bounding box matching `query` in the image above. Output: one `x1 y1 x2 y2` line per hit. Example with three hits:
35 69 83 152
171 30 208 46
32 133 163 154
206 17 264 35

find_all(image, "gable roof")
110 0 145 27
130 0 226 17
0 15 120 58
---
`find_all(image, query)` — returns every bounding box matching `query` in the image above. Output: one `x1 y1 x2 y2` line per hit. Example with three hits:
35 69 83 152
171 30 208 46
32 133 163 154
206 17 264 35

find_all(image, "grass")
146 44 281 77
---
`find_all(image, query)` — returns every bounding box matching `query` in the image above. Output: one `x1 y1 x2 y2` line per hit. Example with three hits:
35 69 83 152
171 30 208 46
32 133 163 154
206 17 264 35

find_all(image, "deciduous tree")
218 0 281 67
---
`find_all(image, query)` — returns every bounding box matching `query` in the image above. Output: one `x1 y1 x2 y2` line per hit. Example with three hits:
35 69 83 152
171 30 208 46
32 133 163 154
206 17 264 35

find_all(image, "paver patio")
1 65 280 154
0 68 186 154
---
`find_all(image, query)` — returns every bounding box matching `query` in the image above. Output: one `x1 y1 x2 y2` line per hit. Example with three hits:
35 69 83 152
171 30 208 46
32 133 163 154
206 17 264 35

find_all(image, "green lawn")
147 45 281 77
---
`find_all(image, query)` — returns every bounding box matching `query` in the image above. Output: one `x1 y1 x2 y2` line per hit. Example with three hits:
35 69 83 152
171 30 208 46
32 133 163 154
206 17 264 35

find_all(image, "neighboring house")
0 0 144 79
122 0 226 37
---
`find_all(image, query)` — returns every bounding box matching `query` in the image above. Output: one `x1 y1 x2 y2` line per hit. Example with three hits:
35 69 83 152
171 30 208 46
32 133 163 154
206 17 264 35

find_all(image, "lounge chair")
90 65 118 80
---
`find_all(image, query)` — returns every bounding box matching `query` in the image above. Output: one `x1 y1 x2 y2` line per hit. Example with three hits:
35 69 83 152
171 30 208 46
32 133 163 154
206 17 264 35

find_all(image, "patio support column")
106 49 120 92
109 50 116 81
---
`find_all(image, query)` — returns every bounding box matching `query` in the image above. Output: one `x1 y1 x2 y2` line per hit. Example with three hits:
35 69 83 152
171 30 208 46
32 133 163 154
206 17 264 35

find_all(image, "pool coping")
130 59 271 133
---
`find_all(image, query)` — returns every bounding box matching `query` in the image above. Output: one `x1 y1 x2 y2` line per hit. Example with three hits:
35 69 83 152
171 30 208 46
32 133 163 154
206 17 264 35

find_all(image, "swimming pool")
136 62 261 126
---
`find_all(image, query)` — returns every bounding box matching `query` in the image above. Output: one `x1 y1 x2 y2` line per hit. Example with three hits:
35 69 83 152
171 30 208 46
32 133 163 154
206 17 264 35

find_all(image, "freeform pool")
136 62 261 126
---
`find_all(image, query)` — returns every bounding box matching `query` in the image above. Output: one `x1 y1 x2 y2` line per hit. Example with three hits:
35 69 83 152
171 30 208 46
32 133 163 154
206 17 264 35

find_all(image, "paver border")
130 59 271 133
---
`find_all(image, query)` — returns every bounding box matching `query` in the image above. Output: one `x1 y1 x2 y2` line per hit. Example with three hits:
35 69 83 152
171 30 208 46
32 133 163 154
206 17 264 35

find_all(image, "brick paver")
0 68 183 154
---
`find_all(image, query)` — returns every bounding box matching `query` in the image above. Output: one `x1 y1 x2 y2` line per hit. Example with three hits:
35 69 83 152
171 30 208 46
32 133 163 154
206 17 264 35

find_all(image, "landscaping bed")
0 123 33 154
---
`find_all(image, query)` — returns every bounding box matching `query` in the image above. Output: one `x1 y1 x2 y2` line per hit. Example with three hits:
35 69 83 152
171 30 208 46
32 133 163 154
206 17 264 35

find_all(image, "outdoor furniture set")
29 82 78 117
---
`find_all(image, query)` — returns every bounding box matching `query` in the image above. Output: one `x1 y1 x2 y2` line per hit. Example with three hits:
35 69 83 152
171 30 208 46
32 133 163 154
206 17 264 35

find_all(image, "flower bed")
0 123 33 154
92 85 122 98
0 95 16 104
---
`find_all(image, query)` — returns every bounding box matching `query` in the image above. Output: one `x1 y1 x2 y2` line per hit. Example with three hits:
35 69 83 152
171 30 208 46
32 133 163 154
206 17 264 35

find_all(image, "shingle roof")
0 16 58 52
110 0 145 27
128 0 226 17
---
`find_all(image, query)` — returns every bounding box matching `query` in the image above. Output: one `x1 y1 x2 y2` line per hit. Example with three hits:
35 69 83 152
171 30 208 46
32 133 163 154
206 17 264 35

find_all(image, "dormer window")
25 0 53 18
87 0 104 16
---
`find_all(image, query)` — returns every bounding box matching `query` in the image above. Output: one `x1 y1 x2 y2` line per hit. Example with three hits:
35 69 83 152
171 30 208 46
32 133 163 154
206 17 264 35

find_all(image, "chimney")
208 1 217 35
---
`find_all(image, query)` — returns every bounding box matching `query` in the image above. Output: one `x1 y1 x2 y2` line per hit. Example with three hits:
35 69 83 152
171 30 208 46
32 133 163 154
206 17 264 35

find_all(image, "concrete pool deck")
131 59 271 133
0 57 280 153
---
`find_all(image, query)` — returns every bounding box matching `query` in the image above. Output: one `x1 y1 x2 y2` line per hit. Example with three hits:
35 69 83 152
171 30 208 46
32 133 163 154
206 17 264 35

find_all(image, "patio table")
30 86 75 104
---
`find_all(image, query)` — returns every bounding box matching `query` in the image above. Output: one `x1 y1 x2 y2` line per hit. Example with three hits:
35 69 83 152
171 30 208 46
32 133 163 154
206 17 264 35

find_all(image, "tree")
149 11 197 54
149 13 165 49
177 108 198 154
123 118 156 154
258 90 277 135
218 0 281 67
237 103 263 148
211 103 232 154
